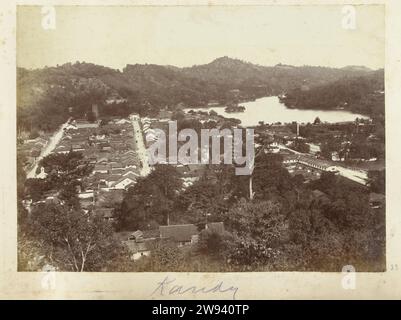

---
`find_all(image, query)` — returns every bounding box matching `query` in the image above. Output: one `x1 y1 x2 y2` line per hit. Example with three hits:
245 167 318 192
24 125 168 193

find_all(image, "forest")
17 57 383 135
116 154 385 272
280 70 385 119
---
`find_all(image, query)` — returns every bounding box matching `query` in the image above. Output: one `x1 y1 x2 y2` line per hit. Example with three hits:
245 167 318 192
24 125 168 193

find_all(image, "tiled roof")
159 224 198 242
298 156 332 169
111 162 123 168
129 230 143 240
111 176 136 189
111 168 125 175
94 164 111 171
105 174 121 182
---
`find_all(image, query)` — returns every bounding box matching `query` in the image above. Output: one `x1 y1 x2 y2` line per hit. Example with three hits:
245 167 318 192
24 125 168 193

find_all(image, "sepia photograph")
14 3 386 277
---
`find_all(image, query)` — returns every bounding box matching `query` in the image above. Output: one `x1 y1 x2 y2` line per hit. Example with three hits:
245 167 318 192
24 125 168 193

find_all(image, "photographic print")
15 3 385 276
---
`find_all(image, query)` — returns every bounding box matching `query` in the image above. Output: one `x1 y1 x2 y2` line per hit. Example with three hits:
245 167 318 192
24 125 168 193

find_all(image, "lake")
185 96 369 127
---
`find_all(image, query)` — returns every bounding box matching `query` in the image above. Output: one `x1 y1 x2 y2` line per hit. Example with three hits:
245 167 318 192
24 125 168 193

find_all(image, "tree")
87 111 97 122
313 116 321 125
222 199 289 270
119 165 182 229
289 139 310 153
29 204 120 271
368 170 385 194
320 137 341 159
198 228 232 259
171 110 186 121
176 174 231 224
249 153 293 201
148 242 186 271
39 151 88 175
24 178 53 202
292 174 305 186
24 152 93 207
28 129 40 139
18 230 48 271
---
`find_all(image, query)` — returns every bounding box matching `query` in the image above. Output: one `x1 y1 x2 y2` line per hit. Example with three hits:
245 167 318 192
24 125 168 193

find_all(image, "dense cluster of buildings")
19 105 380 268
51 117 142 217
279 146 369 184
19 117 143 222
141 117 210 189
254 124 370 185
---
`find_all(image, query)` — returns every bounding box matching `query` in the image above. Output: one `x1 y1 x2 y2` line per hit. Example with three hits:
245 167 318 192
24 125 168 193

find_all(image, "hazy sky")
17 5 385 70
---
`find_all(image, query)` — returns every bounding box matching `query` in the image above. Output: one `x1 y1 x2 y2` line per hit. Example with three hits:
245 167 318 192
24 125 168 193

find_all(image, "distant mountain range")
17 56 384 133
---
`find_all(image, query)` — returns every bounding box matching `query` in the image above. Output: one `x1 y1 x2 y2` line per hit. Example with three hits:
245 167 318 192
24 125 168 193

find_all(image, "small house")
159 224 199 247
111 175 136 190
128 230 144 242
124 240 153 261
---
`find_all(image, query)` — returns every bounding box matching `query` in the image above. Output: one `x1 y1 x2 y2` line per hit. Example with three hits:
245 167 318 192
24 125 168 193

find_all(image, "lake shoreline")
185 96 370 127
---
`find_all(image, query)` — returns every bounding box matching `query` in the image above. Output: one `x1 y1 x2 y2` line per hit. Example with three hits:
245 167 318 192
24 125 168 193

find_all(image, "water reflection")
186 96 369 127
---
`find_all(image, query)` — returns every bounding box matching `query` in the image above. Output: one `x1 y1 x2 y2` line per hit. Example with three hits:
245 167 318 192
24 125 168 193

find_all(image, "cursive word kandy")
150 276 239 300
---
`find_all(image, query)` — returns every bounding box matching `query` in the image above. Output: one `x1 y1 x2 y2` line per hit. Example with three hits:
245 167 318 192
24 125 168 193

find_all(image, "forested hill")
280 69 385 119
17 57 382 133
182 57 372 91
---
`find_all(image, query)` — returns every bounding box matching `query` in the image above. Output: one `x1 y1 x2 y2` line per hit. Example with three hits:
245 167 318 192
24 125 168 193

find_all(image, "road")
130 114 151 177
334 166 368 185
278 143 368 185
26 119 71 179
278 143 303 155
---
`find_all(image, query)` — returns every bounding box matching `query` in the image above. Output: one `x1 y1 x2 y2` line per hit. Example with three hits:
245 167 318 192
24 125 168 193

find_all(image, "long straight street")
26 119 71 179
130 114 151 177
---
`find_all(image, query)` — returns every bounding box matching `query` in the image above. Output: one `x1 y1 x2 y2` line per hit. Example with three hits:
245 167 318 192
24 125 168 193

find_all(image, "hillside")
280 69 385 119
183 57 374 92
17 57 383 134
